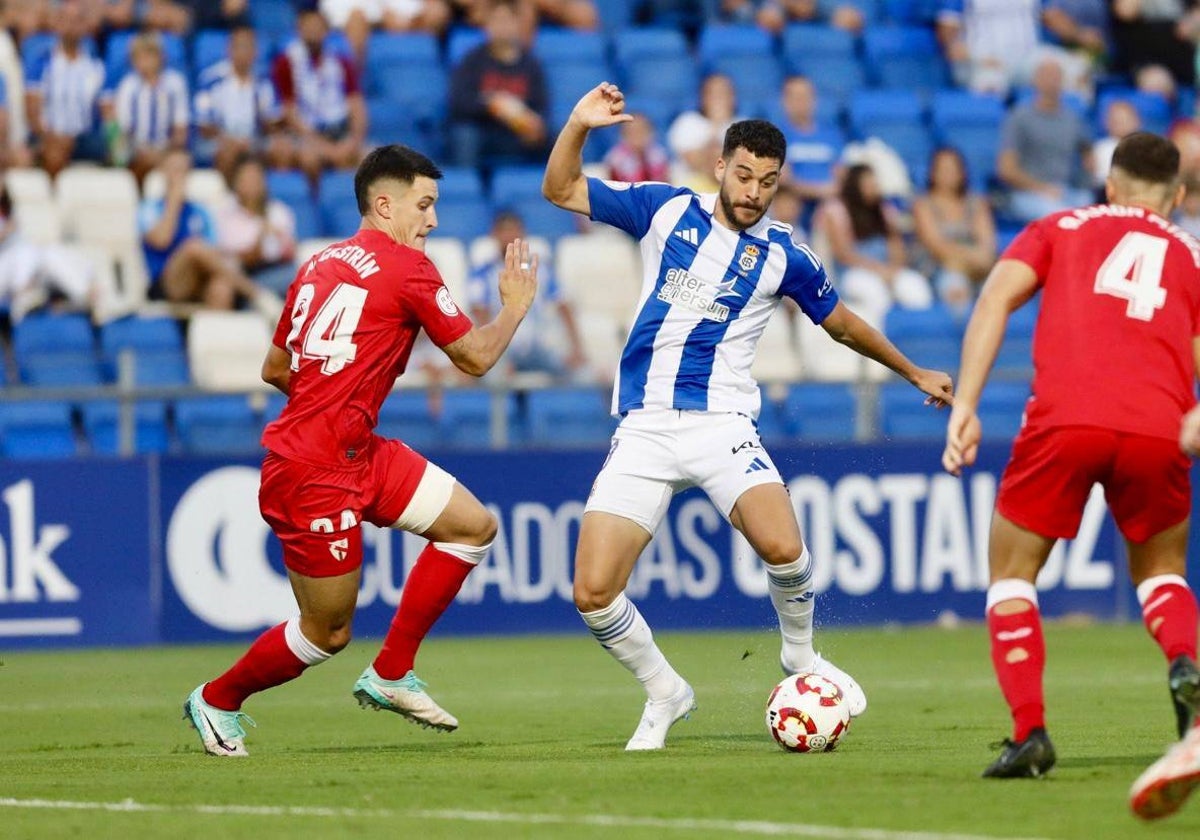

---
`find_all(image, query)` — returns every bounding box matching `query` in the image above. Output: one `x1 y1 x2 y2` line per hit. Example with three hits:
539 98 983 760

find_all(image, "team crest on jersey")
436 286 459 316
739 244 760 273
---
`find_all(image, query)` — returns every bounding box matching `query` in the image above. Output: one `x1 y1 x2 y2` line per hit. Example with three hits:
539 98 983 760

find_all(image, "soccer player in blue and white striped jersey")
544 83 955 750
107 31 190 182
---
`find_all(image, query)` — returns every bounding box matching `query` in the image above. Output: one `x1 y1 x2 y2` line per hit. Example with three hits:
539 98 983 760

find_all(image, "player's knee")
757 536 805 567
573 581 617 613
324 624 353 653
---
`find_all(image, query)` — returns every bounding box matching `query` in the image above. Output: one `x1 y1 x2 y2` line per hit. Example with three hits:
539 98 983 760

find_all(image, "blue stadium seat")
621 95 682 134
593 0 635 31
930 90 1005 132
20 32 61 80
884 0 940 23
317 170 360 237
292 202 321 241
781 24 856 62
847 90 931 172
977 382 1030 441
863 26 947 92
1013 87 1089 120
697 24 775 64
878 382 944 439
937 127 1000 191
491 166 549 202
534 29 607 63
20 354 105 387
263 393 288 424
191 29 230 80
447 27 487 66
621 54 700 106
992 299 1038 378
787 54 865 101
100 316 184 380
368 31 439 64
174 396 263 455
612 28 690 65
80 400 170 454
441 389 514 448
524 387 616 446
432 197 492 241
127 350 190 386
884 305 963 372
508 198 580 240
366 60 447 122
375 390 444 451
266 169 311 205
0 401 78 459
1094 89 1172 137
439 167 486 202
545 59 612 129
705 54 784 119
755 390 790 443
104 30 187 86
783 383 858 441
838 0 885 24
249 0 296 38
13 312 94 357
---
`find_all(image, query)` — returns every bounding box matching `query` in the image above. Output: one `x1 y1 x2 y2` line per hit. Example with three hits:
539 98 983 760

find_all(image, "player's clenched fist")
942 404 981 477
499 238 538 316
569 82 635 130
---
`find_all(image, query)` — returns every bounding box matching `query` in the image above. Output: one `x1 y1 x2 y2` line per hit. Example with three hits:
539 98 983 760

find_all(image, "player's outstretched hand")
570 82 635 130
942 404 981 477
499 238 538 317
1181 404 1200 456
912 368 954 409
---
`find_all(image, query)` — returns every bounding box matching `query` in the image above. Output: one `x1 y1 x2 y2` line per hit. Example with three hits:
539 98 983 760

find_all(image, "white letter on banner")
512 502 556 603
970 472 996 589
789 476 834 593
676 498 721 599
920 474 974 592
878 475 927 593
1064 485 1113 589
2 479 76 602
833 475 884 595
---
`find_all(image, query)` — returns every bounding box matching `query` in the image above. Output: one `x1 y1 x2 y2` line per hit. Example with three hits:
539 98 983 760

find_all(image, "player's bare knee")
573 581 617 613
758 536 804 567
324 624 353 653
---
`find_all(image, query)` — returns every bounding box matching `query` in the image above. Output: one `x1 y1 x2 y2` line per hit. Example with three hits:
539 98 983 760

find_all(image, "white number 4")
1094 231 1168 322
286 282 368 375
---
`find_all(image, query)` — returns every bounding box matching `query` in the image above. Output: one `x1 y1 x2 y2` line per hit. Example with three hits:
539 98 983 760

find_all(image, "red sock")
987 599 1046 742
373 543 474 680
1140 580 1199 662
203 622 309 711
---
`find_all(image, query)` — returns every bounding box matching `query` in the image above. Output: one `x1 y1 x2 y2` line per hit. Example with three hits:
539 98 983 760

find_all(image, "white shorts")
585 409 783 534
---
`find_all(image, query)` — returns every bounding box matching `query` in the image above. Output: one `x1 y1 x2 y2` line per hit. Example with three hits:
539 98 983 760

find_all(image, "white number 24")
285 282 368 375
1094 231 1168 322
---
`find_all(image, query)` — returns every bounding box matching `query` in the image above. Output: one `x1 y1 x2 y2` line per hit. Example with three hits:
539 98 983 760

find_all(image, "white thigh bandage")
392 462 456 534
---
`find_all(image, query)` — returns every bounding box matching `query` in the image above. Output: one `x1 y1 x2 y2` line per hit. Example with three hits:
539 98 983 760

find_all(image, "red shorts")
259 436 428 577
997 424 1191 543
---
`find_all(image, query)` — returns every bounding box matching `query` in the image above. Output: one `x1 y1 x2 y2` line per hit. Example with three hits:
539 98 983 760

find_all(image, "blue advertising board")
1 439 1153 650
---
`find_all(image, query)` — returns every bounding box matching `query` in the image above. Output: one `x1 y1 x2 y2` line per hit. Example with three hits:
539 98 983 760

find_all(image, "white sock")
579 593 683 702
284 617 333 665
768 550 815 673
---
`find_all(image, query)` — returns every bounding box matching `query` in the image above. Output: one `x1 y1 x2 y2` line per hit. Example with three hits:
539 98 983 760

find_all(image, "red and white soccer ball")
765 672 851 753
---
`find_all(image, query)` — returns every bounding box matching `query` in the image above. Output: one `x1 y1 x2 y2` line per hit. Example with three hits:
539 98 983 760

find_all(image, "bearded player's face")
715 148 781 231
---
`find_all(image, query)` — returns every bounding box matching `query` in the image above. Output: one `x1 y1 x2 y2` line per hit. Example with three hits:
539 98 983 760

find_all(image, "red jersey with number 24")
1003 204 1200 442
261 228 472 467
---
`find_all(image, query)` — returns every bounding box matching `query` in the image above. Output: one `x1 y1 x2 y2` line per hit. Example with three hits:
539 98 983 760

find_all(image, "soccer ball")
765 672 851 753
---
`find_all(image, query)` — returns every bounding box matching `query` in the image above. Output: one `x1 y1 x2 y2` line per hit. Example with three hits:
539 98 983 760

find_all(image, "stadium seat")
13 312 95 364
0 400 78 459
592 0 634 31
862 26 947 92
935 126 1001 191
365 59 447 125
750 312 803 384
576 312 625 383
447 27 487 66
787 54 866 102
80 399 170 454
104 30 187 86
797 312 888 382
143 168 231 222
612 27 690 65
524 386 616 446
545 59 612 130
930 90 1005 133
375 390 444 450
431 197 492 241
5 167 52 203
885 0 940 23
883 305 963 372
977 381 1030 440
847 90 933 171
56 166 139 224
490 166 549 203
620 95 681 136
292 201 322 241
262 392 288 424
439 167 486 202
534 29 607 63
368 31 439 64
13 201 63 246
620 54 699 105
507 198 579 240
555 233 641 328
697 24 774 64
317 170 360 237
187 311 273 391
266 169 311 205
174 395 263 455
20 354 106 387
755 388 790 443
781 24 856 62
783 383 858 441
424 237 470 305
1094 89 1172 137
705 54 784 120
878 381 944 439
191 29 230 79
248 0 296 38
294 238 338 266
441 389 514 448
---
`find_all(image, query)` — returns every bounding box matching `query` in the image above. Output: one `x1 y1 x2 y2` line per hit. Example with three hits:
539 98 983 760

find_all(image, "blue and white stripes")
766 550 813 591
580 593 639 649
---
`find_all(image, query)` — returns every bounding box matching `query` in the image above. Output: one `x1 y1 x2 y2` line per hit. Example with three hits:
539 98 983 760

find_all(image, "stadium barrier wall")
1 441 1184 650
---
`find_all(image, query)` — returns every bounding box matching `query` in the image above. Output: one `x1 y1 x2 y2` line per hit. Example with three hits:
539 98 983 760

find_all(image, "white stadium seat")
577 312 625 385
424 236 469 309
750 309 803 384
56 166 139 225
555 232 641 329
293 237 337 266
142 167 232 221
5 167 53 204
797 308 889 382
14 201 63 246
73 210 151 307
188 311 274 391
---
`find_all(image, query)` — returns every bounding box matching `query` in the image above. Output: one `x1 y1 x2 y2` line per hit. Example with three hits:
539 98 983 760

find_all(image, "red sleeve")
405 257 473 347
339 55 360 96
1001 218 1053 284
272 281 299 350
271 54 295 104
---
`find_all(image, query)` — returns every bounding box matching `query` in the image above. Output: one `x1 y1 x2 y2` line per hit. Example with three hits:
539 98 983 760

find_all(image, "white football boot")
353 666 459 732
1131 725 1200 820
182 684 255 757
625 679 697 751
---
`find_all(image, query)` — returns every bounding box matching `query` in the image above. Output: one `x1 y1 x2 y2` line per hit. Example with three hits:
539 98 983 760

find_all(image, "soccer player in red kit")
943 133 1200 792
182 144 538 757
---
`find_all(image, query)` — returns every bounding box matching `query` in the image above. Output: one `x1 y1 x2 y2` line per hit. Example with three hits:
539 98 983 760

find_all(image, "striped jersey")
193 60 280 138
25 43 106 136
113 68 190 147
587 178 838 418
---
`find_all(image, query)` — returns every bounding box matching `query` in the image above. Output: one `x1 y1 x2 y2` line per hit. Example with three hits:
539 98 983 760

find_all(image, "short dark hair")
354 145 442 214
1111 132 1180 185
722 119 787 165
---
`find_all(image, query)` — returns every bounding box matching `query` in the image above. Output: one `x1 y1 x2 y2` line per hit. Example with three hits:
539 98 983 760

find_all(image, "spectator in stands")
667 72 740 193
217 154 298 295
603 112 670 183
768 182 806 243
321 0 451 60
0 76 30 168
139 148 273 311
468 209 587 381
777 0 867 33
777 75 843 216
176 0 250 30
448 0 548 171
194 25 288 180
912 147 996 316
4 0 47 42
272 6 368 183
996 56 1093 223
1175 175 1200 238
1171 119 1200 182
24 0 106 177
452 0 598 38
1090 99 1141 189
1042 0 1111 67
1112 0 1198 88
719 0 787 32
815 163 933 324
106 31 190 183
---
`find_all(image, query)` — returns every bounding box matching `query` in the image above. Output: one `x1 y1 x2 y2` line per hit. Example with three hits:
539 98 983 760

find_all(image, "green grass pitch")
2 623 1197 839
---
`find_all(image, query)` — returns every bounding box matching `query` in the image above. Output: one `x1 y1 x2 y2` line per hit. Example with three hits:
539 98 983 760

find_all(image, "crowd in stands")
1 0 1200 455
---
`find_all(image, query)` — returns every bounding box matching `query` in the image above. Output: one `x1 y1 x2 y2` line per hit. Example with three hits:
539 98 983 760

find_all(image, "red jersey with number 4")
1003 204 1200 441
262 228 472 467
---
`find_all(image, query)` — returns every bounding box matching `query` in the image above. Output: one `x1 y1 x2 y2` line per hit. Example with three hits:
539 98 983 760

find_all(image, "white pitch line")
0 618 81 637
0 797 1054 840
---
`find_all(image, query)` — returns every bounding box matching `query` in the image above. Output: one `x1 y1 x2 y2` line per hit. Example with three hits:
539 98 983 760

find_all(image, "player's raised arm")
942 258 1040 475
542 82 633 215
820 301 954 406
441 239 538 376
